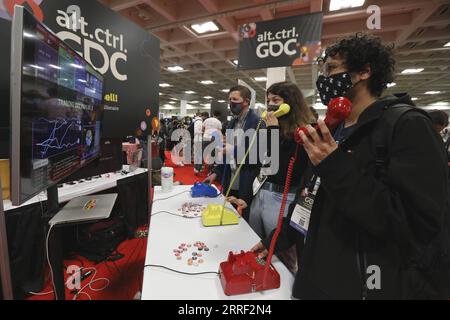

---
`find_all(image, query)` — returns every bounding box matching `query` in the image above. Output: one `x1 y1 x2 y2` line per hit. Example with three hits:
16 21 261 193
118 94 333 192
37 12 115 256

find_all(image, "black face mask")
230 101 244 116
267 104 279 112
316 71 353 106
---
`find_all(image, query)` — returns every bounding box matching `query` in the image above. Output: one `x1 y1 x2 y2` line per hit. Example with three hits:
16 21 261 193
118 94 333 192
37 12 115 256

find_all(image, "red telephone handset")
294 97 352 144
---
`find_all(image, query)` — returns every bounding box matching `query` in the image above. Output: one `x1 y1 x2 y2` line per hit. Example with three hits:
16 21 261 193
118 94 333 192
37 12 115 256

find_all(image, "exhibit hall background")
0 0 161 160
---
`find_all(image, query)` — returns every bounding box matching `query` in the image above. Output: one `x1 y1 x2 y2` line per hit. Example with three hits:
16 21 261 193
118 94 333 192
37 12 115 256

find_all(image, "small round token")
199 259 204 263
192 256 197 260
197 253 202 257
176 256 182 260
204 247 209 251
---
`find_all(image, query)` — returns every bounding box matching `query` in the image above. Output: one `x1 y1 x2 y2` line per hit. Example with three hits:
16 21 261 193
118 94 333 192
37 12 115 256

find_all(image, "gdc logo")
55 7 128 82
256 39 297 59
4 0 44 21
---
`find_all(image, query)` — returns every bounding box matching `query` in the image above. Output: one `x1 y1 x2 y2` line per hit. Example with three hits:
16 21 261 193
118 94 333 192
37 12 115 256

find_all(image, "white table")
142 185 295 300
3 165 147 211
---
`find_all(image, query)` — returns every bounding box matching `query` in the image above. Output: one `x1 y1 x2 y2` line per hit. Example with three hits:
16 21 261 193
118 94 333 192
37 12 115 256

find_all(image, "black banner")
238 12 323 70
0 0 160 141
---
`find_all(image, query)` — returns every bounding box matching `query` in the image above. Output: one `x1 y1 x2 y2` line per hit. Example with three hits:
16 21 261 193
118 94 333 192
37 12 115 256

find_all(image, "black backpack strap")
371 104 429 179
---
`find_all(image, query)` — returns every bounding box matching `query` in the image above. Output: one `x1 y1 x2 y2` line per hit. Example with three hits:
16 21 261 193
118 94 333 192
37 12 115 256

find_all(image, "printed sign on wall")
238 12 323 70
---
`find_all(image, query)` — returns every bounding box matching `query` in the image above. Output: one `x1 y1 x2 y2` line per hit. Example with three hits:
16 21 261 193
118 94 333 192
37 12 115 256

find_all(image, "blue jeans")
249 184 297 239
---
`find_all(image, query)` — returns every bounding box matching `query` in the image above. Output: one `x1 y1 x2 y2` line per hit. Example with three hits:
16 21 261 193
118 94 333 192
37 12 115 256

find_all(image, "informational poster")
238 12 323 70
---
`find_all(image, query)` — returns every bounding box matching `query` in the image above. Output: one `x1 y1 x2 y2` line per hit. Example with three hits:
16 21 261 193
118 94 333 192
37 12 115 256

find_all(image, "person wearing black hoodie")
252 34 450 299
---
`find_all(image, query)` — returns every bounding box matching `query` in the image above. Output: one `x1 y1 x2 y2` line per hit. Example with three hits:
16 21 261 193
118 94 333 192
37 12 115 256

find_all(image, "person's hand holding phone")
265 111 279 127
251 242 268 259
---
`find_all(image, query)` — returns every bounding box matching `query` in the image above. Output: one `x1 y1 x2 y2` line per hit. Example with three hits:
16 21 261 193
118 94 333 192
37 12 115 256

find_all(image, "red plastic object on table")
219 146 299 296
294 96 352 144
219 251 280 296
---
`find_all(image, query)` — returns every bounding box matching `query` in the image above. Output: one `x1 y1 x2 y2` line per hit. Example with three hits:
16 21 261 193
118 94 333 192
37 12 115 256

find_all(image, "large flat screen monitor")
10 6 104 206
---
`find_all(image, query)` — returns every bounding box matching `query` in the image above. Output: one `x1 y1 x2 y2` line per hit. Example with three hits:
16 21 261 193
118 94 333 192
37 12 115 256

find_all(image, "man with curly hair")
252 34 450 299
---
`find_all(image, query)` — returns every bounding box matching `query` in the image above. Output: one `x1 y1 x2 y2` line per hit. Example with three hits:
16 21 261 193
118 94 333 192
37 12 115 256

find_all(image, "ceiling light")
159 92 164 96
218 100 226 103
444 41 450 47
185 90 196 94
169 97 178 101
200 80 215 85
190 100 199 104
169 101 176 104
221 89 229 93
421 102 450 111
203 96 213 99
254 76 267 82
167 65 185 72
159 83 172 87
190 21 219 34
401 68 424 74
425 91 441 95
387 82 396 88
329 0 365 11
411 97 418 101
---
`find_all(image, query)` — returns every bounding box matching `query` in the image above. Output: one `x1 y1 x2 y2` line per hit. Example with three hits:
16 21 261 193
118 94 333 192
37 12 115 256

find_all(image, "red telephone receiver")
294 97 352 144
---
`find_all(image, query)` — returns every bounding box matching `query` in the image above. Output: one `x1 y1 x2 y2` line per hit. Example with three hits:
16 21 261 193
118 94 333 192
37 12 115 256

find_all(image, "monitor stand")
0 178 13 300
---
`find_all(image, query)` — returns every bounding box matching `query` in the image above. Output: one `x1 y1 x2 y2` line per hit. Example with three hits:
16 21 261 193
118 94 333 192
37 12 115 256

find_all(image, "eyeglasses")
318 61 346 77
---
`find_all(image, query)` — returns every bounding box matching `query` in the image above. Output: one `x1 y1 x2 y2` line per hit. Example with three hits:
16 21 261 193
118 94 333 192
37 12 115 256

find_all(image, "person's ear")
359 64 372 81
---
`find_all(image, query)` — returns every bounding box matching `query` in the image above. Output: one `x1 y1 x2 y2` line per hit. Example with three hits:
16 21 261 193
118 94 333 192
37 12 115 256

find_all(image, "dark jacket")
213 108 263 202
263 94 450 299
